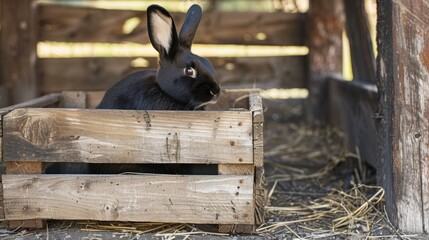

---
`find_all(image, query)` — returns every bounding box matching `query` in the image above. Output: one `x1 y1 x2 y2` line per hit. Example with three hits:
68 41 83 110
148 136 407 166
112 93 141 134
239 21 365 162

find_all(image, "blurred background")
0 0 377 108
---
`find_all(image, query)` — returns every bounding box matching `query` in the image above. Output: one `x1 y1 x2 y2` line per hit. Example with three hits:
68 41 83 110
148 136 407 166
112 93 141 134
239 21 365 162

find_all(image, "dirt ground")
0 98 427 240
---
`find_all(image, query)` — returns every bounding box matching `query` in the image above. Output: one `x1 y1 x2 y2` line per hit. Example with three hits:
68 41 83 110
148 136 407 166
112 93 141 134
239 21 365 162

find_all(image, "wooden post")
307 0 344 124
343 0 376 83
0 0 38 105
377 0 429 233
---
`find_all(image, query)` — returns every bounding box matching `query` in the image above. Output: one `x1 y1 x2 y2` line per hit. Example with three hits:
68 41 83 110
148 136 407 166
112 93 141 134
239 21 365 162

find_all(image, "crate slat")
2 174 254 224
3 108 253 164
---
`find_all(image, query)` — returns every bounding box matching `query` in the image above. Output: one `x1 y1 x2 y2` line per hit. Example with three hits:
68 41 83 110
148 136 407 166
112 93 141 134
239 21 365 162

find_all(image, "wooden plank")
6 162 44 174
249 91 263 124
343 0 376 83
0 0 38 105
3 109 253 164
0 93 61 113
328 78 378 167
377 0 429 233
39 5 306 46
218 164 254 176
38 56 306 93
5 162 45 228
249 91 264 168
307 0 344 124
218 164 254 233
0 93 61 136
2 174 254 224
250 91 265 225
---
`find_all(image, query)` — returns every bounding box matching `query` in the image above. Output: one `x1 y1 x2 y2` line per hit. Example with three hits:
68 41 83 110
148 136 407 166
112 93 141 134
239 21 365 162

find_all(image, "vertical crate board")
1 89 264 226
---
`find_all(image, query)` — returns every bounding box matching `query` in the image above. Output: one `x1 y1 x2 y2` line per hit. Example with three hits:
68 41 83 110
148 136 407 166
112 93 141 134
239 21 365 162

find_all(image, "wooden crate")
0 89 265 233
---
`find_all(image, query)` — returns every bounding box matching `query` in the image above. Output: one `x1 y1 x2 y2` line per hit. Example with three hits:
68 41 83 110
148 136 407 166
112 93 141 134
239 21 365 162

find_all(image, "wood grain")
249 91 263 124
218 164 254 233
3 108 253 164
2 174 254 224
39 5 306 46
0 93 61 136
38 56 306 93
5 162 45 228
254 166 266 225
377 0 429 233
249 91 264 168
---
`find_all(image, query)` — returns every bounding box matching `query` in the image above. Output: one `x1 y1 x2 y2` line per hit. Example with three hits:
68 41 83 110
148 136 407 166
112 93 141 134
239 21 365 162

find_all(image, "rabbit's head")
147 4 220 109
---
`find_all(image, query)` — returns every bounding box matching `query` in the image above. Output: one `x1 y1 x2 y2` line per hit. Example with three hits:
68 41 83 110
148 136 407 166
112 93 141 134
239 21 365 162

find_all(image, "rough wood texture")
2 174 254 224
5 162 45 229
249 90 265 225
343 0 376 83
6 162 44 174
39 56 306 93
0 178 3 220
218 164 254 176
328 78 378 168
249 91 264 169
4 109 253 164
0 0 38 105
39 5 306 46
307 0 344 124
377 0 429 233
249 91 263 124
254 166 265 225
218 164 254 233
0 93 61 136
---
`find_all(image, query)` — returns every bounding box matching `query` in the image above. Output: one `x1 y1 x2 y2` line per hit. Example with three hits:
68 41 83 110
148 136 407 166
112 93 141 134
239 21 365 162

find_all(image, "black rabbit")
97 4 220 110
93 5 219 175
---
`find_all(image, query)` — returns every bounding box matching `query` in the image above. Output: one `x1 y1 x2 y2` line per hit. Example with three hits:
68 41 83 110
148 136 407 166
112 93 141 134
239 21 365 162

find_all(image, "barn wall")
37 4 308 95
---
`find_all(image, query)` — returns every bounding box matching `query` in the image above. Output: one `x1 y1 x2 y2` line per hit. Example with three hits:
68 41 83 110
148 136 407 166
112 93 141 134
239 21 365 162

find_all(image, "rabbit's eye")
184 67 197 78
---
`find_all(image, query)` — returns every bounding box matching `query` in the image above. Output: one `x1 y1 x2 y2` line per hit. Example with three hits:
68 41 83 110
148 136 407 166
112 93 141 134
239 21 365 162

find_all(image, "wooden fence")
0 1 308 105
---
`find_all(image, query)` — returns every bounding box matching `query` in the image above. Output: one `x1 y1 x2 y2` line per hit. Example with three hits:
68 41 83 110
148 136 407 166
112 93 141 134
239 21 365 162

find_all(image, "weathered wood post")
343 0 376 84
377 0 429 233
307 0 344 124
1 0 42 228
0 0 38 105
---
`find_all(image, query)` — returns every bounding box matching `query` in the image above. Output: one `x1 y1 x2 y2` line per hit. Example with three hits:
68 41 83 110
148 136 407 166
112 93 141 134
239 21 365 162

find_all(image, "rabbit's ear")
179 4 202 50
147 5 179 58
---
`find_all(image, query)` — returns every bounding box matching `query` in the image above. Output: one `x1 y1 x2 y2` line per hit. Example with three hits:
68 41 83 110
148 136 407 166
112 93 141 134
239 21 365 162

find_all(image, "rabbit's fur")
90 5 219 175
97 4 220 110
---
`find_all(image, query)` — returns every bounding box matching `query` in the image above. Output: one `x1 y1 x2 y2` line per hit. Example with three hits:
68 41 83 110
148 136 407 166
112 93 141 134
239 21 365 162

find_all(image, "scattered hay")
260 122 412 239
